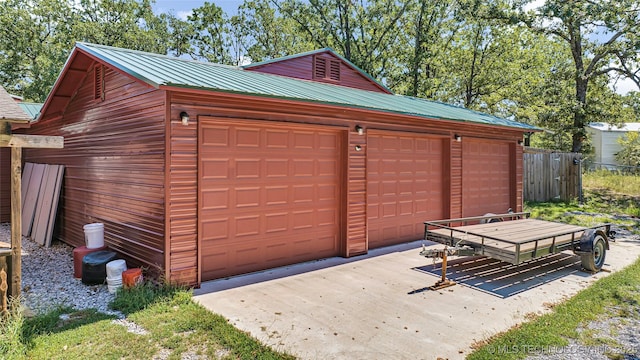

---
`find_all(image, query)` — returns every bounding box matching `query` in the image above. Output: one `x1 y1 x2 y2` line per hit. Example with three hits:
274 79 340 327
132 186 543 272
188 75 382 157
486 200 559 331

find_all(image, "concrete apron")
194 237 640 360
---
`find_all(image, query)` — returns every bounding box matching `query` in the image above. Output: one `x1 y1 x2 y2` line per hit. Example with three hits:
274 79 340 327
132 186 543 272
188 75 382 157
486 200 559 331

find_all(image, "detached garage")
23 43 538 286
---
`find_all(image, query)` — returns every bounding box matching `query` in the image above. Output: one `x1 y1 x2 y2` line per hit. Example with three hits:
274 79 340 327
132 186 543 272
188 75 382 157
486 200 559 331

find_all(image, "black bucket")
82 251 117 285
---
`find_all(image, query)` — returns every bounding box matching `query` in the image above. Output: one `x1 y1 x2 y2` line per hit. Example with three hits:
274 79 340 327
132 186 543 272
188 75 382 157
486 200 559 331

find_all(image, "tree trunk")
572 77 588 153
410 0 427 97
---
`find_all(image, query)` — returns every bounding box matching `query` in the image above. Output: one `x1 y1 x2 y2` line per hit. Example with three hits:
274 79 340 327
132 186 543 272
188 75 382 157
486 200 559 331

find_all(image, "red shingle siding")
22 65 167 272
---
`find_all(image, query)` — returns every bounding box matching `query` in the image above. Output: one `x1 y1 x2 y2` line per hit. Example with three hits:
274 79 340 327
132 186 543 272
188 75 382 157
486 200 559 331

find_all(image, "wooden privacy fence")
523 148 582 202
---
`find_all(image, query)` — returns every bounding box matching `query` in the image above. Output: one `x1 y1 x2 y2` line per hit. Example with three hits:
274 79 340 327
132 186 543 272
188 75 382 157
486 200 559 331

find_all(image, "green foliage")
0 299 27 359
615 131 640 167
1 0 638 145
108 281 186 315
1 282 292 359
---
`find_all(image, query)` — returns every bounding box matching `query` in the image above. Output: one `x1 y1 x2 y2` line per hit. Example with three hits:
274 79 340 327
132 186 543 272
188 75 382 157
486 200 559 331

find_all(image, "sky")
152 0 242 19
150 0 636 95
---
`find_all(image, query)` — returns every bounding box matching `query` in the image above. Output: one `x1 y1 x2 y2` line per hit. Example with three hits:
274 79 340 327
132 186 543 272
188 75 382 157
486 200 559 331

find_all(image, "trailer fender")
576 229 609 272
574 229 609 253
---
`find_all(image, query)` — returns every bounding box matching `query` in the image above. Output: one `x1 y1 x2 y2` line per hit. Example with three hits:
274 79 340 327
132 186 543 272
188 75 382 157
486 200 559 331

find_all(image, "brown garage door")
367 131 444 248
199 119 342 281
462 139 511 217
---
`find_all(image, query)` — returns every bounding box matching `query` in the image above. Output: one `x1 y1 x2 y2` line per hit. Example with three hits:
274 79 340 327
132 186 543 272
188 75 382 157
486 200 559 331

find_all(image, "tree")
0 0 76 102
273 0 410 79
231 0 314 64
186 2 233 64
520 0 640 153
384 0 459 98
74 0 170 54
0 0 172 102
615 131 640 168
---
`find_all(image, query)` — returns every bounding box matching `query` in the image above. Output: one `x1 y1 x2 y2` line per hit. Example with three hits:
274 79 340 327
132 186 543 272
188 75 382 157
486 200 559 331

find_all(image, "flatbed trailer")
420 212 612 290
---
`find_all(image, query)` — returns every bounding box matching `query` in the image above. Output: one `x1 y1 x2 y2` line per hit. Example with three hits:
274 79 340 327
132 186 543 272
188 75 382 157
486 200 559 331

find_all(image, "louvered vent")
314 57 326 79
329 60 340 81
94 64 104 101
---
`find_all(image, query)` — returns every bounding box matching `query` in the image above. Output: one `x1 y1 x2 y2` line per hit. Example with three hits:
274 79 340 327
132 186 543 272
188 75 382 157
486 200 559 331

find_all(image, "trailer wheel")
581 235 606 272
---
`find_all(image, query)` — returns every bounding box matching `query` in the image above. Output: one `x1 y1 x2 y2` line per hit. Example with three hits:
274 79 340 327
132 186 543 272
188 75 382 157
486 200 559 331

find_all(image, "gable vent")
94 64 104 101
329 60 340 81
314 57 326 79
313 55 341 82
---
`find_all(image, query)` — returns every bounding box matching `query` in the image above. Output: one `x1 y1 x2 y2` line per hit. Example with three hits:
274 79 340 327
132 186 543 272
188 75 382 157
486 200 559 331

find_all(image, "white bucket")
106 260 127 278
107 272 123 294
84 223 104 249
107 283 122 294
107 276 123 285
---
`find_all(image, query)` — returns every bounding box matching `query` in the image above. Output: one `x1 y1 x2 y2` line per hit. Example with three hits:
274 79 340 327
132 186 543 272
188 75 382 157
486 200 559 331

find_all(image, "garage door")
367 131 444 248
199 119 342 281
462 139 511 217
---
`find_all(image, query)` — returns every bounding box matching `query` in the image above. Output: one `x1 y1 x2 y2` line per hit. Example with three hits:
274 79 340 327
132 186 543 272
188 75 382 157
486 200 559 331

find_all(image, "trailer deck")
421 213 611 290
425 218 609 265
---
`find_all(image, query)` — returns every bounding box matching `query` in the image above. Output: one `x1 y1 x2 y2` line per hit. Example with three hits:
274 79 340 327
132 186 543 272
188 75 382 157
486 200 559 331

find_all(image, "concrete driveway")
194 236 640 360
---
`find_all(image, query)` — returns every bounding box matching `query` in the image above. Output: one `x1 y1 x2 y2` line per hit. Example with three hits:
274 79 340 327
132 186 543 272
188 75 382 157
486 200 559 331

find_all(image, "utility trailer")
420 212 612 290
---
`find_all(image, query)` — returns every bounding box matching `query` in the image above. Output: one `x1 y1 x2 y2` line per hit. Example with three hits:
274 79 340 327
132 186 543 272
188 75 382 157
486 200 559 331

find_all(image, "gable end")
244 49 392 94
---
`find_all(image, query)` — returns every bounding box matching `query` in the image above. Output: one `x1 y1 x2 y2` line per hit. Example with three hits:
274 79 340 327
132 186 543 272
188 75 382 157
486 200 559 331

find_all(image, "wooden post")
10 147 21 298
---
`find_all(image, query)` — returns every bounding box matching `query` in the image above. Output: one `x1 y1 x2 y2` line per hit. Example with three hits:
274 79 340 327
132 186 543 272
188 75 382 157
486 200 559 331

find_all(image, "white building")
587 122 640 167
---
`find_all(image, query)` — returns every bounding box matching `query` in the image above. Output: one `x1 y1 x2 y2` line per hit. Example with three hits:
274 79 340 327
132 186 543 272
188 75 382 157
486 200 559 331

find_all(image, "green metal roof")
76 42 539 131
17 102 43 120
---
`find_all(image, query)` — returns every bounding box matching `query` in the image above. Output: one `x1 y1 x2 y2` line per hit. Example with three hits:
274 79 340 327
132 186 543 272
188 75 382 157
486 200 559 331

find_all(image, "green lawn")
1 283 295 360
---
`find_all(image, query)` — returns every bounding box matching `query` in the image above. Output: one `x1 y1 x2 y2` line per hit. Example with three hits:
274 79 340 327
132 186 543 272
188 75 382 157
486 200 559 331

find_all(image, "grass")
1 283 295 360
468 171 640 359
467 258 640 360
525 171 640 234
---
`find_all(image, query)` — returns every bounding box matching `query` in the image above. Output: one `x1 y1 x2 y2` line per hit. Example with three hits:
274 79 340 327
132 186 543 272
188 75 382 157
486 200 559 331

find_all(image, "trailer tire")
580 235 606 272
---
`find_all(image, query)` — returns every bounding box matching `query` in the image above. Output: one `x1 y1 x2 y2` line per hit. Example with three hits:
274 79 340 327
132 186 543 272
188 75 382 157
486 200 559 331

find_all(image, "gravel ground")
2 224 123 317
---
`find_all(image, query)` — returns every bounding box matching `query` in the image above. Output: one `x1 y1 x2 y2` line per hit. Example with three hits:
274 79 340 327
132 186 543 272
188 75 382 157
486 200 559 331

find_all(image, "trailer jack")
419 245 477 290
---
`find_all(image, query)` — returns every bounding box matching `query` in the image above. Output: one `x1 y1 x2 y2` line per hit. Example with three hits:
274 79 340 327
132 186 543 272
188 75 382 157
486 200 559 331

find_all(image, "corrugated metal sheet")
23 66 167 272
74 43 538 131
17 102 43 120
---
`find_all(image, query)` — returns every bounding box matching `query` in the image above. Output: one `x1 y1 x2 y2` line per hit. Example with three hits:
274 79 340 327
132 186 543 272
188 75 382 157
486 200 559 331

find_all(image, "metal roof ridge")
77 42 242 71
241 48 333 68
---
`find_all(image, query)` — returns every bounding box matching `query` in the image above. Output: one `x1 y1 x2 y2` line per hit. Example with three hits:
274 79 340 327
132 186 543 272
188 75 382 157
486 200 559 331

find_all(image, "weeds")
0 298 26 359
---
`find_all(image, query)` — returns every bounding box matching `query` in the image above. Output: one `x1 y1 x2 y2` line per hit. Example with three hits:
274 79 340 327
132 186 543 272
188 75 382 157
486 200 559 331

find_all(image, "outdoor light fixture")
180 111 190 126
517 139 524 145
355 125 364 135
355 145 363 151
454 134 461 142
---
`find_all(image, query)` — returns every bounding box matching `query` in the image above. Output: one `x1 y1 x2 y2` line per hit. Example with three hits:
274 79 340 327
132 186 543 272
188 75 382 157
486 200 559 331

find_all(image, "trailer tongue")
420 212 612 290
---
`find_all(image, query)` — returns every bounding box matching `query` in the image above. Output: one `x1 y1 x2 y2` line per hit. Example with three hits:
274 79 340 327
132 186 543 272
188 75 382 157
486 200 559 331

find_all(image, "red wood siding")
449 140 463 218
167 108 198 284
513 143 523 212
245 52 390 94
22 65 166 272
0 148 9 222
346 127 367 256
